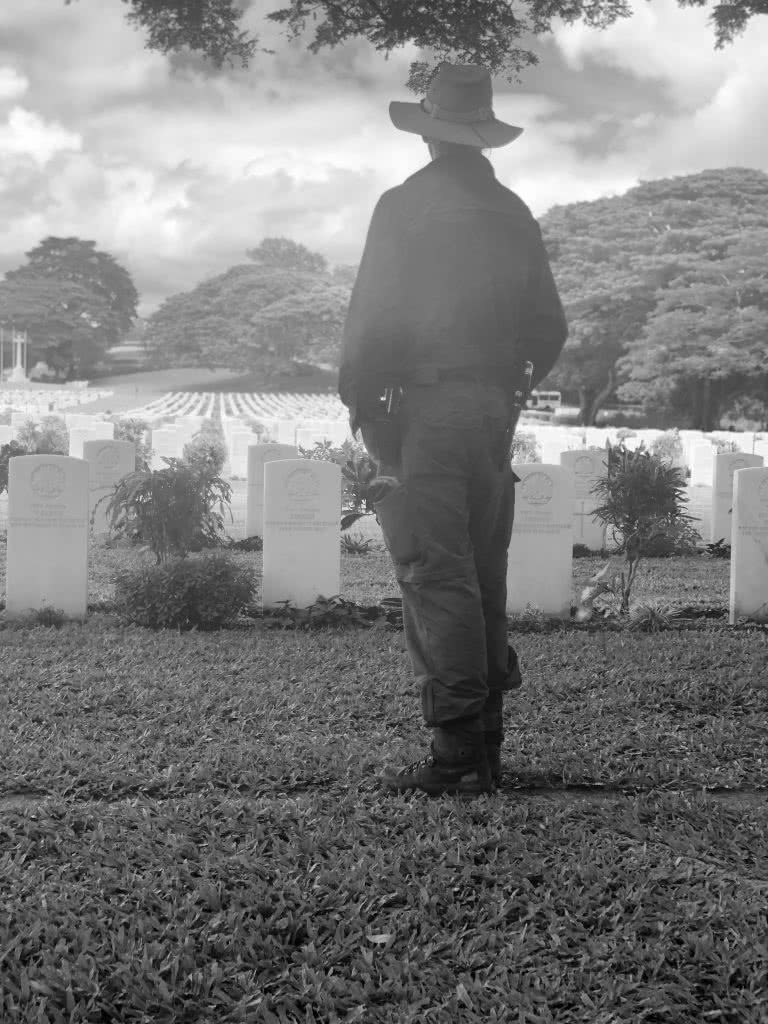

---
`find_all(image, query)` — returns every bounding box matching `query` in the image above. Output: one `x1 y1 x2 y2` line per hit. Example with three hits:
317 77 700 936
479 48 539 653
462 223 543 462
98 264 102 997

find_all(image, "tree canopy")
0 237 139 379
144 237 350 382
65 0 766 89
539 167 768 428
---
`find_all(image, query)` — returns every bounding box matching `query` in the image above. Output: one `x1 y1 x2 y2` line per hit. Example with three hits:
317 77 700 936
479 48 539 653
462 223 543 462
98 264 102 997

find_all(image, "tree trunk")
587 366 616 426
700 376 712 431
577 388 595 426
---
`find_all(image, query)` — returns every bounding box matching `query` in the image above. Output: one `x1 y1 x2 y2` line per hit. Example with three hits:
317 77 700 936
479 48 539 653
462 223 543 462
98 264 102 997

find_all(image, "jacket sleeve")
518 220 569 390
338 191 404 433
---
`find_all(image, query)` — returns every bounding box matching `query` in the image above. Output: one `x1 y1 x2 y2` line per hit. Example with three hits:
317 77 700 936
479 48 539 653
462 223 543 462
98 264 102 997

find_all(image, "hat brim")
389 101 523 148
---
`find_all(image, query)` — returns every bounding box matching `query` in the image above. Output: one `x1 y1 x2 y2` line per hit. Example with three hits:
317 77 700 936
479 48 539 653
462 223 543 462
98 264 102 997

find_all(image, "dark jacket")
338 148 568 433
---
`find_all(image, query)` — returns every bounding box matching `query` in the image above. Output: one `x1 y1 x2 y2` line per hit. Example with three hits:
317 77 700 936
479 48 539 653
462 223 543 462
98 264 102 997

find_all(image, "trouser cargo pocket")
373 483 421 566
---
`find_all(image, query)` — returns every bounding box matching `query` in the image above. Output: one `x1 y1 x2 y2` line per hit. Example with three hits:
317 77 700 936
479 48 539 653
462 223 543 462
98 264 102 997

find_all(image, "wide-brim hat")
389 62 523 148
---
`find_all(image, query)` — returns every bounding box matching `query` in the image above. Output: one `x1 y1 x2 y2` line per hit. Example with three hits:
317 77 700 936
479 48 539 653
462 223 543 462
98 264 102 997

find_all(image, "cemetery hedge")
0 541 767 1021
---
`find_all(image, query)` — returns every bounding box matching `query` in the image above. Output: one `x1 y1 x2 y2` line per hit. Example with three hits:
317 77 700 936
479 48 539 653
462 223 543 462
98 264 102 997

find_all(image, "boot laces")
399 754 435 776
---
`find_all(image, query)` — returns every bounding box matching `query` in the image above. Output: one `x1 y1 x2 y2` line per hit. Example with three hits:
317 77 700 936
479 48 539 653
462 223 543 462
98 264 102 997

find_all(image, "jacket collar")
427 149 496 179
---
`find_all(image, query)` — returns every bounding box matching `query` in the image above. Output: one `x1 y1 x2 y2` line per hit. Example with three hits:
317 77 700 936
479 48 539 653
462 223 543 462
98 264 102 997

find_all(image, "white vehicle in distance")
528 390 562 412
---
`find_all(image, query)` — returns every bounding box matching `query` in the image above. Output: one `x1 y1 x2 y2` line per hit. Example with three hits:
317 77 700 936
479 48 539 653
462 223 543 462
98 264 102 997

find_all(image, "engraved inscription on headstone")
5 456 89 620
560 449 606 551
729 467 768 624
82 439 136 535
711 452 763 544
246 444 298 538
506 464 574 619
262 460 341 610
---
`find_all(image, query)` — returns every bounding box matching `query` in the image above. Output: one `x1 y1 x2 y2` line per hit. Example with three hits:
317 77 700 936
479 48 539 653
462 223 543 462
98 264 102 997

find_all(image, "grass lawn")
0 544 766 1022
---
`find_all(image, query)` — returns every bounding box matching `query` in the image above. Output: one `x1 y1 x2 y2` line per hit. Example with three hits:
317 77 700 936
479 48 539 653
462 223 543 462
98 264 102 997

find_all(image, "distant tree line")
3 167 767 429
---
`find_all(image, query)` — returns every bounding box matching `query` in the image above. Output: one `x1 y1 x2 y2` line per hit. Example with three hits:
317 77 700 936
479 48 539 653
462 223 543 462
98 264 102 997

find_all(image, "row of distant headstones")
5 410 768 469
3 446 767 626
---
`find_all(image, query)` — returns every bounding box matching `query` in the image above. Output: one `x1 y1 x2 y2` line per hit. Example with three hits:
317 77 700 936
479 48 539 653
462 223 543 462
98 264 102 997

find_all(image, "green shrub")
711 437 741 454
110 417 152 473
587 442 698 614
14 415 68 455
341 530 373 555
0 440 27 495
510 430 541 464
705 538 731 559
642 521 703 557
650 429 684 467
100 457 233 563
300 438 379 532
572 543 594 558
113 552 256 630
182 433 227 477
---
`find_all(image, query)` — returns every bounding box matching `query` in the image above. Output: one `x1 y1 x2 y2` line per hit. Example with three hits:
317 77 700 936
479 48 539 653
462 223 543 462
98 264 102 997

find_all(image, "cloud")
0 0 765 317
0 107 81 165
0 66 28 100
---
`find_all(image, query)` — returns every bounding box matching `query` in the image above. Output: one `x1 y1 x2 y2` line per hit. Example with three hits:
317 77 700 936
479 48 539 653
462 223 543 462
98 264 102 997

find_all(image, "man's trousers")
360 380 522 734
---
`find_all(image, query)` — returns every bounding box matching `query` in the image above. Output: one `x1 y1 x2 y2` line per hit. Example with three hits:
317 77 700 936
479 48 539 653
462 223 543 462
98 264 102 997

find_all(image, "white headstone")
262 460 341 610
276 420 298 446
68 422 115 459
712 452 764 544
150 428 185 470
227 431 259 477
246 443 297 537
65 413 98 431
506 464 574 619
729 467 768 624
5 455 89 620
560 449 607 551
0 425 13 446
690 441 715 486
82 439 136 535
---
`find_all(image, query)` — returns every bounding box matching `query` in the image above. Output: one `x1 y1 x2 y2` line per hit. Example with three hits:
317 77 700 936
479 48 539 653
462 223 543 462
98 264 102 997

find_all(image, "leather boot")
379 715 493 797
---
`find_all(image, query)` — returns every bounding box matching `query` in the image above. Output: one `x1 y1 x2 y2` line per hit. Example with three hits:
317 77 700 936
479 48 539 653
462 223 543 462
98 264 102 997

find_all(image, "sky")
0 0 766 318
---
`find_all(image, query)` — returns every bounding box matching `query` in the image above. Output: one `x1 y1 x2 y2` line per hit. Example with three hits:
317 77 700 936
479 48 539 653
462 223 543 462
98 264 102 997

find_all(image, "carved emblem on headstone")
30 463 66 500
521 471 553 505
729 458 747 478
286 467 320 503
95 445 120 471
573 455 596 477
758 478 768 507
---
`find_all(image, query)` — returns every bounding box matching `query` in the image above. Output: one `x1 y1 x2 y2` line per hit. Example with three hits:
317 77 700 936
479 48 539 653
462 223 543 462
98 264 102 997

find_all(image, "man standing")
339 63 568 797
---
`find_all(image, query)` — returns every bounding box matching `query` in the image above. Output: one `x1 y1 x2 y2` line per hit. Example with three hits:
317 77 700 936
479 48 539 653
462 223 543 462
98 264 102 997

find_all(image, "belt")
404 366 508 387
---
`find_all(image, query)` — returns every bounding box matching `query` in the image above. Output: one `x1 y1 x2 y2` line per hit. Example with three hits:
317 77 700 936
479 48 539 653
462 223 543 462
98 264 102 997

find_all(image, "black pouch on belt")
357 381 404 467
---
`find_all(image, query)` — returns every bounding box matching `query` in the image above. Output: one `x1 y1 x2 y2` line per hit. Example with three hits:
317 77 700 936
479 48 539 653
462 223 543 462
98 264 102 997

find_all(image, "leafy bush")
182 433 227 477
0 440 27 495
711 437 741 454
298 438 341 463
14 415 68 455
341 530 373 554
629 601 675 633
705 538 731 559
300 438 379 531
572 543 594 558
642 520 703 557
110 417 151 473
650 428 684 467
113 552 255 630
244 417 266 436
510 430 541 464
588 442 698 614
100 457 233 563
